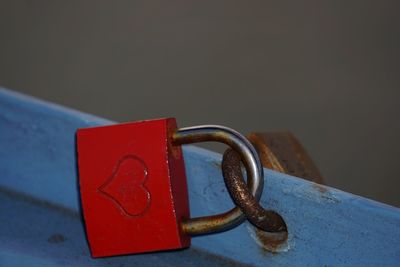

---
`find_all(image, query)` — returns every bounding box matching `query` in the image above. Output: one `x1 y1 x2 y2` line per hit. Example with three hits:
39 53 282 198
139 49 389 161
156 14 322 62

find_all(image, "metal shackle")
172 125 263 235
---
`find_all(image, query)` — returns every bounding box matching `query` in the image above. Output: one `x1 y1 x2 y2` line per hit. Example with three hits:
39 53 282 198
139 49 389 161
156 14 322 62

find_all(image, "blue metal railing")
0 88 399 266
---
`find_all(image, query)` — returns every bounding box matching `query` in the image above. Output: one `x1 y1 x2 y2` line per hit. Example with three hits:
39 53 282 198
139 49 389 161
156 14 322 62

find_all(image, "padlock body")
77 118 190 257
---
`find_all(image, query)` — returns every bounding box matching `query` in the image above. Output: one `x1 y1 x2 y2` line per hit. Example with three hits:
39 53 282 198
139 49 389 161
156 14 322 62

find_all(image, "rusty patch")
254 227 288 253
313 182 328 193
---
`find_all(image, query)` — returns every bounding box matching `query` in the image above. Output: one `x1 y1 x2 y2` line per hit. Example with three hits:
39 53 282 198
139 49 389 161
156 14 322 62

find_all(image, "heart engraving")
99 155 151 217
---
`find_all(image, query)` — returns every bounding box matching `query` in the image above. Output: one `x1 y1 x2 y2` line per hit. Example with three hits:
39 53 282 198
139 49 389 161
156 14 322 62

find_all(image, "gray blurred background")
0 1 399 206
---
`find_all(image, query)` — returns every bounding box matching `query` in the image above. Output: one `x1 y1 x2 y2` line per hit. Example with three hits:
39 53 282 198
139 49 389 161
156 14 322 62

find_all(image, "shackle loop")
172 125 264 235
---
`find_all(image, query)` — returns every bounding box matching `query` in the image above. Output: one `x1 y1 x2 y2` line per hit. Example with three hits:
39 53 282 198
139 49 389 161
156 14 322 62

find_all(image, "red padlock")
77 118 263 257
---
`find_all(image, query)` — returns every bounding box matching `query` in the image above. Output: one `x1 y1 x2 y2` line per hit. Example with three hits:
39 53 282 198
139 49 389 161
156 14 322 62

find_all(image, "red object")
77 118 190 257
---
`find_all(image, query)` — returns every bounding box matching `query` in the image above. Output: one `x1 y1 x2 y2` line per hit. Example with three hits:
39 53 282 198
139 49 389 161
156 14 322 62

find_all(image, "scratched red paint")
77 118 190 257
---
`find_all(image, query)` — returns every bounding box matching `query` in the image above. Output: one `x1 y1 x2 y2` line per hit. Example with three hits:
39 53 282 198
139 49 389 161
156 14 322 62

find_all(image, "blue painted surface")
0 189 245 266
0 87 399 266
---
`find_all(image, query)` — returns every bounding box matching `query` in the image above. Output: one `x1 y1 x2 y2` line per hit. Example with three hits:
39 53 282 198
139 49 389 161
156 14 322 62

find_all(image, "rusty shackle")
172 125 286 235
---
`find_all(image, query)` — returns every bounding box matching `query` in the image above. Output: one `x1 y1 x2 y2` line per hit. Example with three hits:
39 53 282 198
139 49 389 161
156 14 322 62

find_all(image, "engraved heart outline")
98 155 151 217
